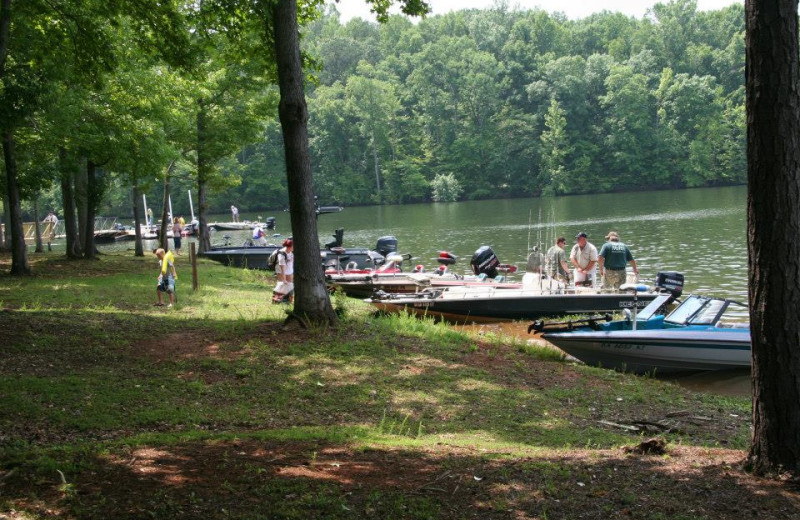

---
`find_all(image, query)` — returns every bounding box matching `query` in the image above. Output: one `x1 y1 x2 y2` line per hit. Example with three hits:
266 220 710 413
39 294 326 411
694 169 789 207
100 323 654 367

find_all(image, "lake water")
97 185 750 304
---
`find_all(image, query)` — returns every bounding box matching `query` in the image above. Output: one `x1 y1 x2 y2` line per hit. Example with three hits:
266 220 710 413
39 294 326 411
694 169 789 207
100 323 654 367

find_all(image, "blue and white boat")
535 293 751 374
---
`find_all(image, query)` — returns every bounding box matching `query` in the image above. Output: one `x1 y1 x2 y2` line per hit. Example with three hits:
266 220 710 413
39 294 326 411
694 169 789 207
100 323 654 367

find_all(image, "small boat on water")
327 250 521 298
535 292 750 374
201 231 396 272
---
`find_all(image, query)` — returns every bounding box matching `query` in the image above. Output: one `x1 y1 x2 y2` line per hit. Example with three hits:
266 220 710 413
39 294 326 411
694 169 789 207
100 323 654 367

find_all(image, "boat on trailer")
535 292 750 374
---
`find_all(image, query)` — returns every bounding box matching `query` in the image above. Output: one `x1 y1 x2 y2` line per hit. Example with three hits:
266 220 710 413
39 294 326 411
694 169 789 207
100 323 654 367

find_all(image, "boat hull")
202 246 380 271
202 245 280 269
543 329 751 373
368 290 658 324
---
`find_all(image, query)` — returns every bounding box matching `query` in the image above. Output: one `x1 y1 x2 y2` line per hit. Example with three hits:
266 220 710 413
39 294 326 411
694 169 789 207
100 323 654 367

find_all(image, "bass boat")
366 270 684 324
534 290 749 374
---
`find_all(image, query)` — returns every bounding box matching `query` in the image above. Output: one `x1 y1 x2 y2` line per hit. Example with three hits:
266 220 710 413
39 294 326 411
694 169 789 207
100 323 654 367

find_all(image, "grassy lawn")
0 251 795 519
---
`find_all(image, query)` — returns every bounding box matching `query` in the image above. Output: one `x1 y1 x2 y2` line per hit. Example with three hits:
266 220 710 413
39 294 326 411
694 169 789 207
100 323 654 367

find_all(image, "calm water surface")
98 185 749 302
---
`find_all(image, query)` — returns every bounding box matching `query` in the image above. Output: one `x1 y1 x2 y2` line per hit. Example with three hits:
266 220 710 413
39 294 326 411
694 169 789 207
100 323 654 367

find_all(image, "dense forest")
3 0 745 221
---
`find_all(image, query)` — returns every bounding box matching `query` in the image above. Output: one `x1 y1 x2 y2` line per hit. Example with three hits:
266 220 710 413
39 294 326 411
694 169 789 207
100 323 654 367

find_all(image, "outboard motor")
437 251 457 266
654 271 684 302
325 228 344 249
375 236 398 257
265 217 276 230
471 246 500 278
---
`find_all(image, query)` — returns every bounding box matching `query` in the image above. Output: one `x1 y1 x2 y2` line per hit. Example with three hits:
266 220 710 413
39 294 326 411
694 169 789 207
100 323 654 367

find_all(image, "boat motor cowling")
437 251 457 266
471 246 500 278
375 236 398 257
654 271 684 300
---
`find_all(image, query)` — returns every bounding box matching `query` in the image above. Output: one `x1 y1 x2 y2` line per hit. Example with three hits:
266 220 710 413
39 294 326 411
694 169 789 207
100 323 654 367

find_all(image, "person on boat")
273 238 294 303
598 231 638 290
570 232 598 287
546 237 571 283
230 205 239 222
252 225 268 246
154 248 177 307
526 245 545 275
146 207 153 226
172 217 183 255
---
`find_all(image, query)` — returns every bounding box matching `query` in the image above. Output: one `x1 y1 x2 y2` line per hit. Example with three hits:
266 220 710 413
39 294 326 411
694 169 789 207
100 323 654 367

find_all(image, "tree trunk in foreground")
33 197 43 253
160 160 176 251
196 100 211 253
132 184 144 257
745 0 800 476
272 0 337 325
2 129 29 275
59 148 81 259
82 161 99 259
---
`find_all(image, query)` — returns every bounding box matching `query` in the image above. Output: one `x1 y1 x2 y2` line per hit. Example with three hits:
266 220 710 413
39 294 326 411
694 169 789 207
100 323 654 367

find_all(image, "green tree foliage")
273 0 745 207
430 172 462 202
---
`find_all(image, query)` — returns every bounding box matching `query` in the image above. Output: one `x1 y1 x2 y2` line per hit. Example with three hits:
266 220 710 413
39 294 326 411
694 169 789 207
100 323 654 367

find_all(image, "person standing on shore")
154 248 177 307
172 217 183 255
570 232 598 287
272 239 294 303
598 231 638 290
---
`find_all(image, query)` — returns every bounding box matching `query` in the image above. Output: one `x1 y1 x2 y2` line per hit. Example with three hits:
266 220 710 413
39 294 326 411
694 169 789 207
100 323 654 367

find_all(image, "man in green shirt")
598 231 638 290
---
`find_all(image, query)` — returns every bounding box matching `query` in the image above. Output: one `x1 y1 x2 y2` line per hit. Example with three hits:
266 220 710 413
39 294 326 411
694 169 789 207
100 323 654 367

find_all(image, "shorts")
602 269 626 290
174 236 182 250
158 276 176 293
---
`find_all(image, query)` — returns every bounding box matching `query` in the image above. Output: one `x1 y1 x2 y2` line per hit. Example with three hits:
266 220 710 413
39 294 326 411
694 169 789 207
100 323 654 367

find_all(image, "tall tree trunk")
33 197 43 253
272 0 337 325
74 157 88 254
371 130 381 203
0 202 4 253
745 0 800 476
59 148 81 258
132 183 144 257
2 129 29 275
0 0 10 255
196 100 211 253
83 160 99 259
160 160 176 251
1 192 9 252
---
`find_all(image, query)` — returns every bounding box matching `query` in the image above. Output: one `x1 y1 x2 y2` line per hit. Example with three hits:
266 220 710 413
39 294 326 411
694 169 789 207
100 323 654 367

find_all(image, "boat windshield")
665 296 728 326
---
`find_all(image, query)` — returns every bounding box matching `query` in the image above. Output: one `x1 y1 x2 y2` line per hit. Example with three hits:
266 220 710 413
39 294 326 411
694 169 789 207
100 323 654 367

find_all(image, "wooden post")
190 242 199 291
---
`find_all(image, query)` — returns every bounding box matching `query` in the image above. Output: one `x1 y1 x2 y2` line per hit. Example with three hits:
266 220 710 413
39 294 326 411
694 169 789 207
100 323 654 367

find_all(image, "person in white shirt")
273 239 294 303
252 226 267 246
570 232 598 287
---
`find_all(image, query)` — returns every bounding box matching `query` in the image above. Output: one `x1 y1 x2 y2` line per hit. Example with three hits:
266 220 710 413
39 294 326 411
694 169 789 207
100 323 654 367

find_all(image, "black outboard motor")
265 217 276 230
471 246 500 278
326 228 344 249
654 271 684 302
375 236 398 257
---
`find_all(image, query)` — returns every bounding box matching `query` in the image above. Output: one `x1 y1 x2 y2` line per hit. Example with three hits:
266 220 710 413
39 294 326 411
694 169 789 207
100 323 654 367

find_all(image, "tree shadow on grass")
0 308 750 452
2 439 798 519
